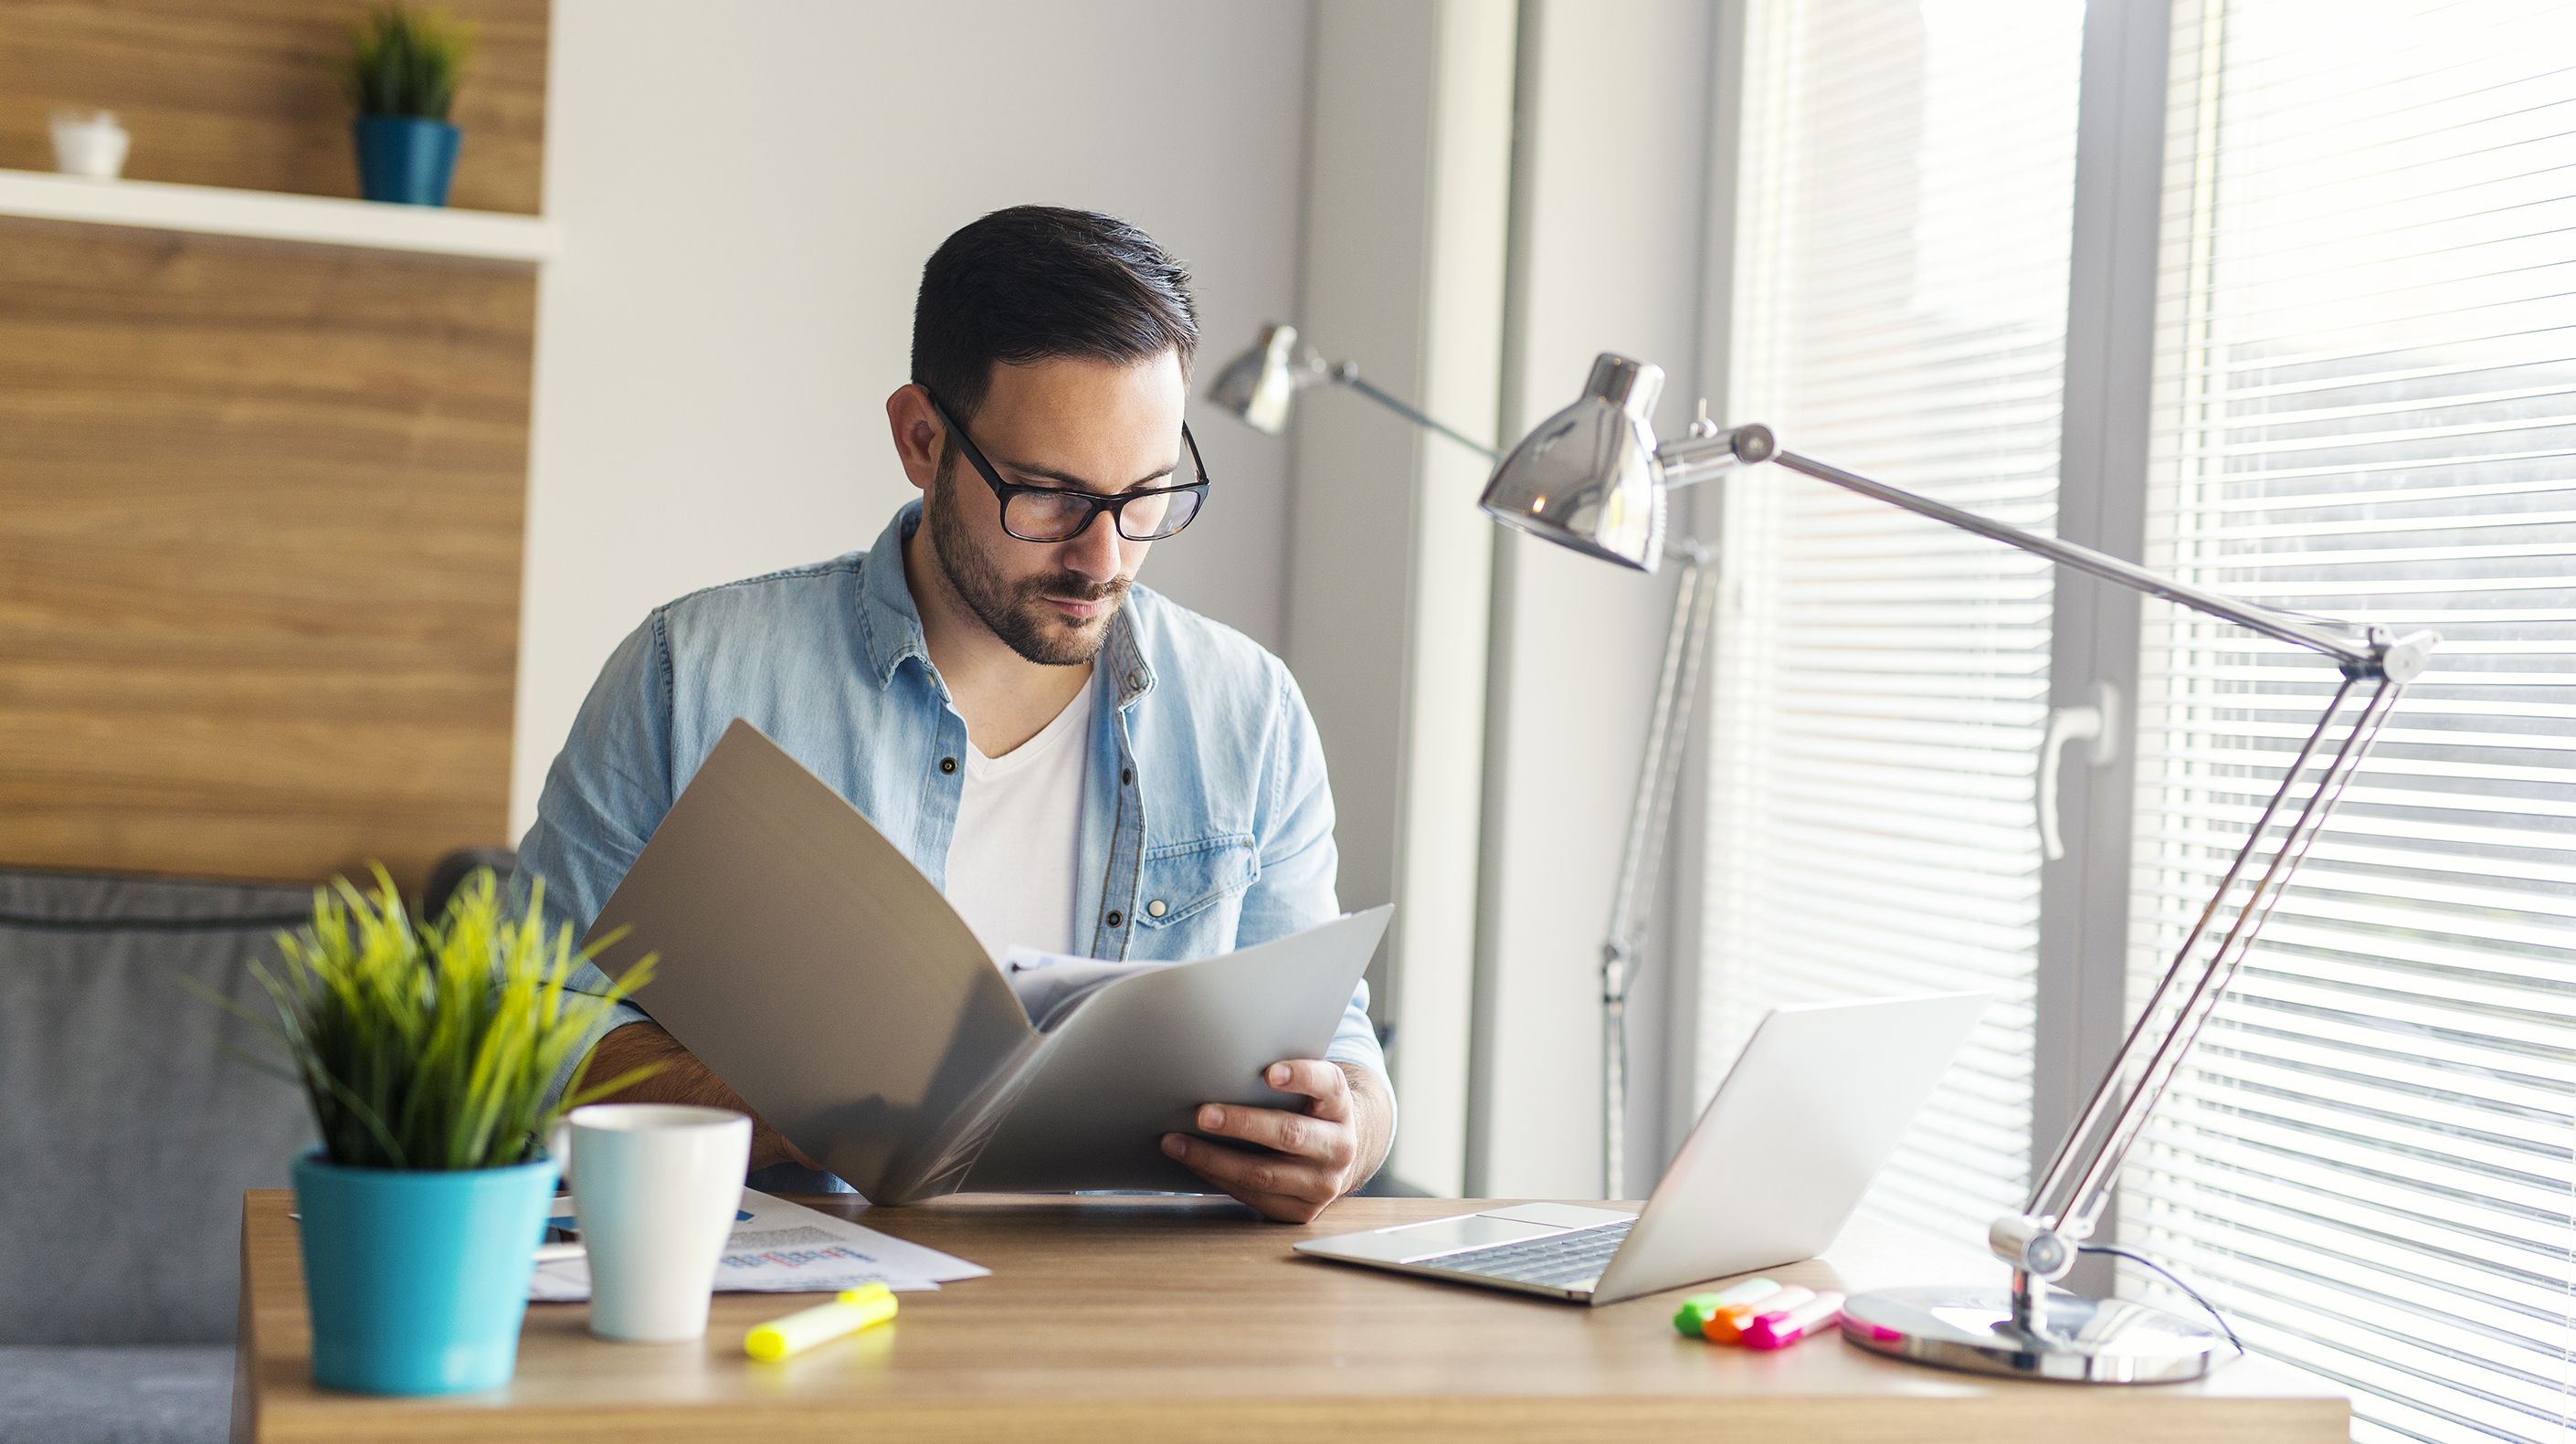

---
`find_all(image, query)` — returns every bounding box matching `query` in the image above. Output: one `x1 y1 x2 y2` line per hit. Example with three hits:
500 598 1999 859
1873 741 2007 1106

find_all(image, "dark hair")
910 206 1199 426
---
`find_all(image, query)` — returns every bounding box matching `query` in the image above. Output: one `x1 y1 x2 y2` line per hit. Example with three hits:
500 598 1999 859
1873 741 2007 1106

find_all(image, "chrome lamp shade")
1205 322 1316 437
1477 354 1669 571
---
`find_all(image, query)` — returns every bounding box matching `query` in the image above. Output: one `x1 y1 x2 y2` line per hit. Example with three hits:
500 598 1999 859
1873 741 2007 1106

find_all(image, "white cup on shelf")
49 110 130 180
552 1103 752 1343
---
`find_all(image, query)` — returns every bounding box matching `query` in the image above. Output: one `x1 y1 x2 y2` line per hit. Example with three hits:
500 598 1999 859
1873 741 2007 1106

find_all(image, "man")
517 206 1392 1223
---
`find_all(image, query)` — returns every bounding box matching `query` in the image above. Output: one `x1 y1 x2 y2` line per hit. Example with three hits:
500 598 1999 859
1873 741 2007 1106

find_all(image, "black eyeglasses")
924 390 1209 543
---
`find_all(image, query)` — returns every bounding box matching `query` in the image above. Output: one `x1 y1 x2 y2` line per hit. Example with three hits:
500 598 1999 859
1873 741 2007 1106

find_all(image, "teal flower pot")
291 1149 555 1396
353 115 459 206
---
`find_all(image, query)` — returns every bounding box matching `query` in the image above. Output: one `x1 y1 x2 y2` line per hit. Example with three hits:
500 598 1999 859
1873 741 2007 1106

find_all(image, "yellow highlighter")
744 1282 899 1362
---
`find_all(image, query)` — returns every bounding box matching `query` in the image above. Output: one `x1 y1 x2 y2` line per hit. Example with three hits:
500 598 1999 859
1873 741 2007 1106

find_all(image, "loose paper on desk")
527 1188 987 1302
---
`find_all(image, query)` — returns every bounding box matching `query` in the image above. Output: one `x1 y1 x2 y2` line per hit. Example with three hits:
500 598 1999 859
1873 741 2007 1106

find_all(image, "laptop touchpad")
1479 1202 1637 1230
1362 1213 1564 1263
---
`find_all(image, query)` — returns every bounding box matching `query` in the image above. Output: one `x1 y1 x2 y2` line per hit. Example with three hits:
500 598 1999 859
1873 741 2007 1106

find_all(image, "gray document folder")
582 719 1393 1204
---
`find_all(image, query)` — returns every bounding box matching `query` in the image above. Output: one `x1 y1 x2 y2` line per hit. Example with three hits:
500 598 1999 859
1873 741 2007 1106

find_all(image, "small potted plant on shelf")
203 869 654 1396
345 3 472 206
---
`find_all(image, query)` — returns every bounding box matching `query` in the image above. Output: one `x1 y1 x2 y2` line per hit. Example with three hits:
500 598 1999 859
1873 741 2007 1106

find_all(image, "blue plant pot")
353 115 460 206
291 1149 555 1396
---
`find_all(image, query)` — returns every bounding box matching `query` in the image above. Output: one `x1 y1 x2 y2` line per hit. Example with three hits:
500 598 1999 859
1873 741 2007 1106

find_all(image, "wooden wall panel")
0 221 533 889
0 0 546 215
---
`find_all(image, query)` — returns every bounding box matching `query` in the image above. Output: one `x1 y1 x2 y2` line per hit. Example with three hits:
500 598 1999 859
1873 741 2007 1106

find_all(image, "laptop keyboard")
1431 1219 1634 1289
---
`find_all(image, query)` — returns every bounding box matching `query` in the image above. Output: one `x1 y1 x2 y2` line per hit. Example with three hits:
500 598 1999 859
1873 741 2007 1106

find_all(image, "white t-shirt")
943 674 1095 960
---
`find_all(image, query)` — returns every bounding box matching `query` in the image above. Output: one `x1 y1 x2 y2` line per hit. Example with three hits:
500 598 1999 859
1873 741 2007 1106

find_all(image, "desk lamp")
1207 328 1722 1206
1207 323 1504 461
1486 353 2435 1383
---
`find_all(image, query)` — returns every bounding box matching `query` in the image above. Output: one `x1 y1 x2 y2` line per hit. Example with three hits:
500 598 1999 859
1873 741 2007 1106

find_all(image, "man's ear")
886 384 945 493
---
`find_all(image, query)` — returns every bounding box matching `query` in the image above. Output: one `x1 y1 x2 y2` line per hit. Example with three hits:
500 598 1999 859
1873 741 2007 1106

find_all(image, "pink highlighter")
1740 1290 1847 1351
1703 1284 1811 1344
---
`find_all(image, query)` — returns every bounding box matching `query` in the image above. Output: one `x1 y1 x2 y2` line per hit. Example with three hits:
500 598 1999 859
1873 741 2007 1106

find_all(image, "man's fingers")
1193 1102 1352 1165
1205 1182 1325 1224
1170 1162 1329 1223
750 1121 822 1174
1162 1060 1376 1224
1163 1133 1336 1207
1262 1058 1353 1122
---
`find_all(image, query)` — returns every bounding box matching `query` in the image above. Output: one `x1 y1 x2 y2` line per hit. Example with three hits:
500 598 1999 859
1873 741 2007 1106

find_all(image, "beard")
925 456 1131 666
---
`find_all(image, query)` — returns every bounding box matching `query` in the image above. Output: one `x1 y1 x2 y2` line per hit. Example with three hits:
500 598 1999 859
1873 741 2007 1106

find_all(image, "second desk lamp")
1208 324 1720 1208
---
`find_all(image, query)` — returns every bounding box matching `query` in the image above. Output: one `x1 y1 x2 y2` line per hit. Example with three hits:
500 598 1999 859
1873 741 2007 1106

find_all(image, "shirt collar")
859 501 1157 710
857 501 932 688
1099 599 1156 711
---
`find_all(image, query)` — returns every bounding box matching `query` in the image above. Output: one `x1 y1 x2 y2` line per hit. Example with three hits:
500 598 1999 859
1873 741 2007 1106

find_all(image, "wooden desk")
231 1190 2348 1442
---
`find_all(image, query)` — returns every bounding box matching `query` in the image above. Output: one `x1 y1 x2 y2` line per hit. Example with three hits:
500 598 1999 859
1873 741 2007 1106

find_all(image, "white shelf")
0 167 558 263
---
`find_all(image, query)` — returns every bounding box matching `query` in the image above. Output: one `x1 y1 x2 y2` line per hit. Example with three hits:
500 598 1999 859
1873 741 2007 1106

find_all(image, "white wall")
1283 0 1515 1195
513 0 1315 829
1467 0 1720 1200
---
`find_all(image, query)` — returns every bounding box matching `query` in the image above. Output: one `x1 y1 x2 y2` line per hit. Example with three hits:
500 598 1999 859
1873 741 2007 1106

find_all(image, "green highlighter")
1672 1278 1783 1337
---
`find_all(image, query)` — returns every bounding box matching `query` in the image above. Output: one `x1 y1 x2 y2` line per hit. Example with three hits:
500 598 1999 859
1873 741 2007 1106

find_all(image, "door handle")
2039 681 2120 862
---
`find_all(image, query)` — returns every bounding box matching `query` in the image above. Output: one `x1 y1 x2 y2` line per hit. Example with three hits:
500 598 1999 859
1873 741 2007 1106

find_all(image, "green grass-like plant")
346 4 473 121
197 867 657 1171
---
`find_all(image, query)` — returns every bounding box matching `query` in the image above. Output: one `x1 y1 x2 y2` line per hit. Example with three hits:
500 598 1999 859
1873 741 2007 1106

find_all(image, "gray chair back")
0 869 320 1344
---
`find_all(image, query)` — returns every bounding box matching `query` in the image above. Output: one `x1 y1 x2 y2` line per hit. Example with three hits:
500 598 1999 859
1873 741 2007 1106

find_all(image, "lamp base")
1839 1285 2233 1384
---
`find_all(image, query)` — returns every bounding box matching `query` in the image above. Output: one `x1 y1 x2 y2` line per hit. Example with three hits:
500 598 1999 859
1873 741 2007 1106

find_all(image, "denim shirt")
517 501 1387 1134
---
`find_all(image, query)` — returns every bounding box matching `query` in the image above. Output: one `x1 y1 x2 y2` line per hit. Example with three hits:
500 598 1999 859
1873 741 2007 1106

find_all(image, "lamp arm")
1330 366 1503 461
1658 426 2410 677
2043 677 2401 1236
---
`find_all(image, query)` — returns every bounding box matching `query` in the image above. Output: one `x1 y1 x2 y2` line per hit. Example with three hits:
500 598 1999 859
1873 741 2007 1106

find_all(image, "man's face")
922 353 1188 667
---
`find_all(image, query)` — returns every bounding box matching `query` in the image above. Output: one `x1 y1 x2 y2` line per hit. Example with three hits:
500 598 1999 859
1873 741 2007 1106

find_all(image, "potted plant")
206 869 654 1395
345 4 472 206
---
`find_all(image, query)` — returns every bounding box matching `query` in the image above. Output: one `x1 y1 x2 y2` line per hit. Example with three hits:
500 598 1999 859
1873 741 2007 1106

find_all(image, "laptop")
1294 990 1988 1305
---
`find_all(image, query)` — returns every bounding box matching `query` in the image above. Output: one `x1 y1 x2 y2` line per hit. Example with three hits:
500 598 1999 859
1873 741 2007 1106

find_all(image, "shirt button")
1127 669 1144 690
1104 910 1124 928
939 756 957 775
1146 900 1167 919
1120 766 1135 785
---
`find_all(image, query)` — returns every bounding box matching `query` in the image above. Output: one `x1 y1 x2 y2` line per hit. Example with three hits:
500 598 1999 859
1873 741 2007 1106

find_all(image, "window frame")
1676 0 2574 1430
1669 0 2179 1277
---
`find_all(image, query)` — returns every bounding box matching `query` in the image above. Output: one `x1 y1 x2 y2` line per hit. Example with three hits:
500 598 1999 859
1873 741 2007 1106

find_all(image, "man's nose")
1059 508 1124 582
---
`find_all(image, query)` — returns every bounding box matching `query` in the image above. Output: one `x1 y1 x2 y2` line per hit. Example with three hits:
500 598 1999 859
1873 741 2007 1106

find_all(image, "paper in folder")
583 719 1393 1205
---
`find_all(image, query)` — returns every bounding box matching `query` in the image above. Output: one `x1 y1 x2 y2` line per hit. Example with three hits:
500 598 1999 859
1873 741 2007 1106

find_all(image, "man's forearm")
579 1020 815 1173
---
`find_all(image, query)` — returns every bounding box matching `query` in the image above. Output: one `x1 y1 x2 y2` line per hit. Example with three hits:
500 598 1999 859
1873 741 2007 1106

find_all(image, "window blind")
2126 3 2576 1440
1696 0 2085 1245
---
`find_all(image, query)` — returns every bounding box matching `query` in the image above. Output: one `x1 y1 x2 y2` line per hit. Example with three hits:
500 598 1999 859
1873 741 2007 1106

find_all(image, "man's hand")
583 1020 820 1174
1160 1059 1394 1223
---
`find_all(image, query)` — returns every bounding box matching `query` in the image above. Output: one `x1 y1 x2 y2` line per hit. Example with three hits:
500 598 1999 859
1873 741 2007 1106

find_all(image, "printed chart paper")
528 1188 987 1302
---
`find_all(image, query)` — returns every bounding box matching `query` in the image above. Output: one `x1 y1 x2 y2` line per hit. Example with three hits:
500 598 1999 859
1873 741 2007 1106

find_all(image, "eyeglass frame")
922 387 1211 544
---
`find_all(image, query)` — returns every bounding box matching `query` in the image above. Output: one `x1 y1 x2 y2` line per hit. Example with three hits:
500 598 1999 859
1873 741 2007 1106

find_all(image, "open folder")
582 720 1394 1205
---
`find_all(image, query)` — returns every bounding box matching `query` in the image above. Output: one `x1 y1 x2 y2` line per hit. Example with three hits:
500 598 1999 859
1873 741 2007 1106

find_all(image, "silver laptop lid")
1589 989 1989 1302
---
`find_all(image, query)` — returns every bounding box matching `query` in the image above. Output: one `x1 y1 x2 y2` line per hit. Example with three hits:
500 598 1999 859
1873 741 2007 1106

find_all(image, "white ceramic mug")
552 1103 751 1343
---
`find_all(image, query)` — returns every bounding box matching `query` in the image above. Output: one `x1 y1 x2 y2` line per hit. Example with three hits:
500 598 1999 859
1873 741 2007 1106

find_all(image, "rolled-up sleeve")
513 613 676 1115
1234 660 1392 1118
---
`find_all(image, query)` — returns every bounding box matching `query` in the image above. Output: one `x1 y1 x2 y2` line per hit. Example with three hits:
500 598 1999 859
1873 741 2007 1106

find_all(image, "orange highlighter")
1672 1278 1782 1337
1704 1284 1812 1344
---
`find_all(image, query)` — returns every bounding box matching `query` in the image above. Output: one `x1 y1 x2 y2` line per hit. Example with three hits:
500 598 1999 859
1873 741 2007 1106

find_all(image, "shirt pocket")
1135 833 1259 954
